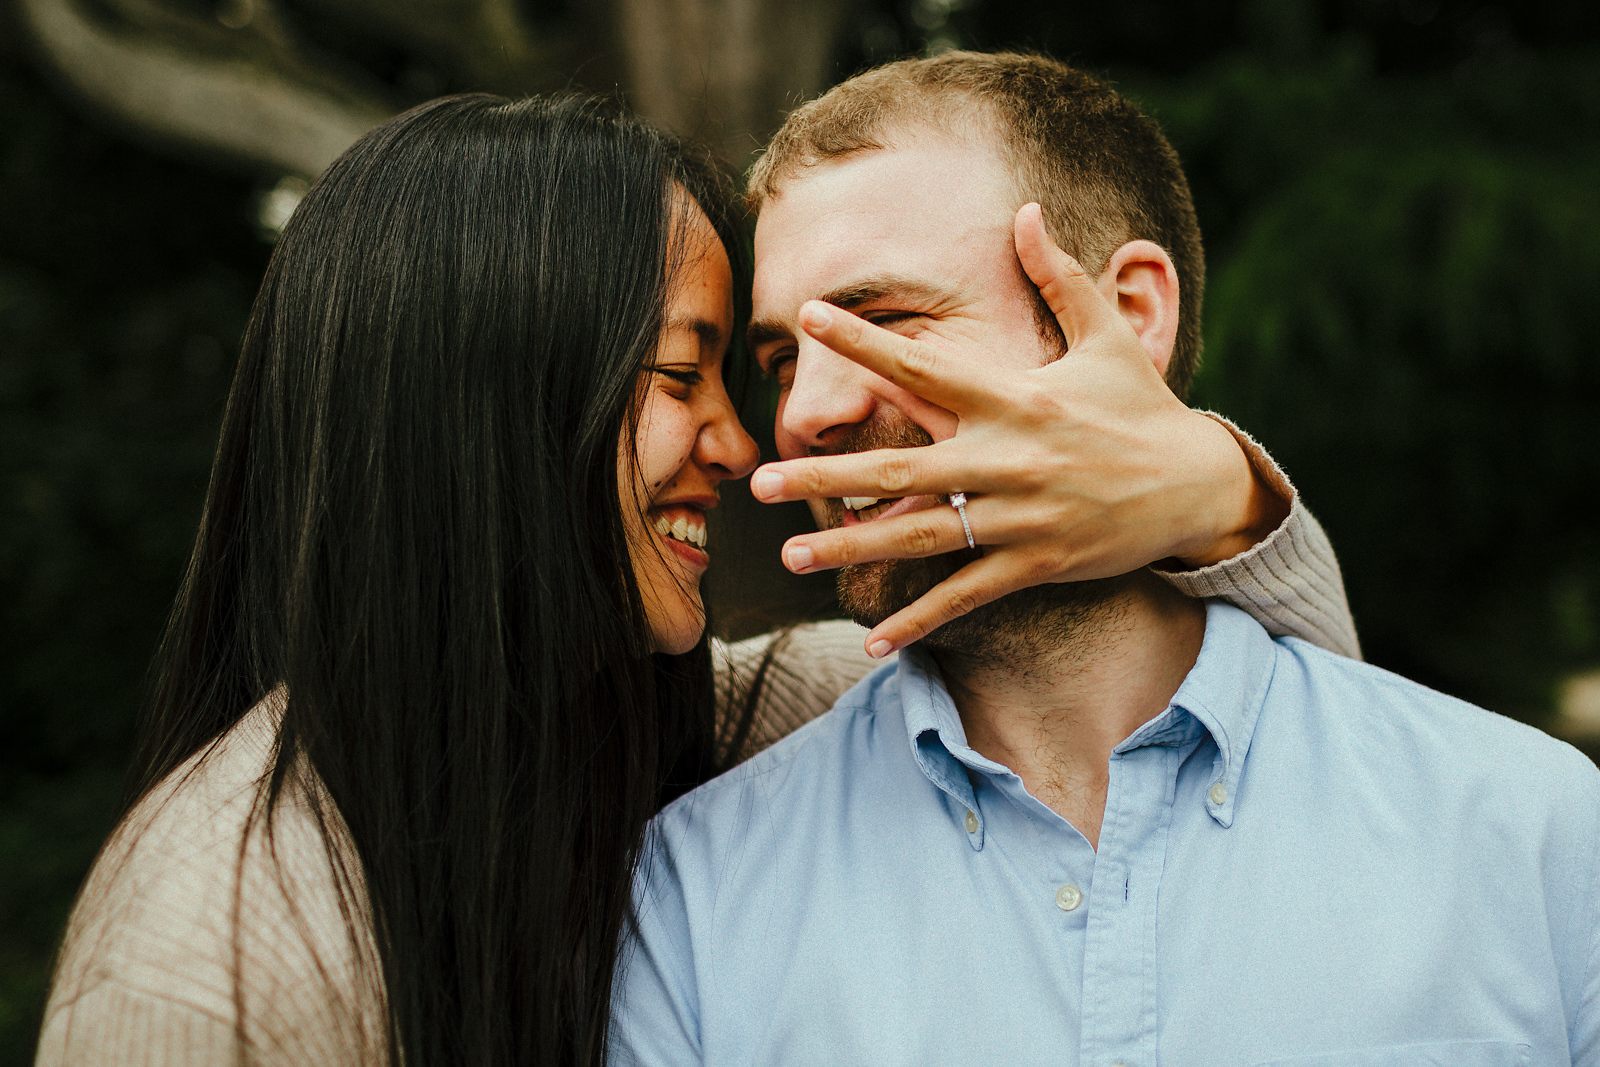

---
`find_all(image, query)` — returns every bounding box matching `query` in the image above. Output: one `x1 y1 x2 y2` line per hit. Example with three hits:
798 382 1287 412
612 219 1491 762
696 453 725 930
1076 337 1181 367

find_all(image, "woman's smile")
649 503 711 563
623 198 759 653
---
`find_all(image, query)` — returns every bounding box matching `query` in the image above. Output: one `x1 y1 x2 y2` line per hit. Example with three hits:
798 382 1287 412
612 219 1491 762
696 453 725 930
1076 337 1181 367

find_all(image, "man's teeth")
842 497 881 512
654 514 707 548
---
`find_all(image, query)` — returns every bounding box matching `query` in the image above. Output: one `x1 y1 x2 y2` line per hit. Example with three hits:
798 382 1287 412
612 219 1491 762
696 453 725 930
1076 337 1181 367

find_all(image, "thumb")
1013 203 1120 352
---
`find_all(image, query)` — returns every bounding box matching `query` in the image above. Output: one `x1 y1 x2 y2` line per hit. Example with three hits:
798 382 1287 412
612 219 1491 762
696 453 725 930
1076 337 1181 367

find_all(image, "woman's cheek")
634 404 698 494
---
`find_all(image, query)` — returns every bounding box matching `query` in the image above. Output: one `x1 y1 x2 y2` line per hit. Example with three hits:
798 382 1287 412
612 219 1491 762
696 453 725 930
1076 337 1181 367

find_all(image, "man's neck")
931 572 1206 850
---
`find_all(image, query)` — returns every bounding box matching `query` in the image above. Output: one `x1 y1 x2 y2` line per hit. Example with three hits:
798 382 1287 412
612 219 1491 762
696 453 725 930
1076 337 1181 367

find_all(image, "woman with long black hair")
35 93 1354 1066
40 92 758 1066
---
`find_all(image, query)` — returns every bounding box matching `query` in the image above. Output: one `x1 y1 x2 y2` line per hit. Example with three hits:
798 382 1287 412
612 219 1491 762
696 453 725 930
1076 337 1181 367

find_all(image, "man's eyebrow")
746 317 789 352
816 277 951 311
746 276 955 350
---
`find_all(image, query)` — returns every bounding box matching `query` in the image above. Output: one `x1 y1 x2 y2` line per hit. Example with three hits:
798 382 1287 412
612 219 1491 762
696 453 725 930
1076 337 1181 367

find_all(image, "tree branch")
17 0 393 177
295 0 571 93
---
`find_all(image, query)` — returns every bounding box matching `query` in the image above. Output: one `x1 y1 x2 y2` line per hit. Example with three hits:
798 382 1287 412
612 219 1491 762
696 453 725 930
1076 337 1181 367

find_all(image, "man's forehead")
754 108 1004 203
752 135 1017 306
760 127 1010 214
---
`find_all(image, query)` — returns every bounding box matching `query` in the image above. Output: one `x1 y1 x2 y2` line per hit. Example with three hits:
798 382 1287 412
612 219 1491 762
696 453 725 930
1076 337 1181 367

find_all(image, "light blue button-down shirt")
612 603 1600 1066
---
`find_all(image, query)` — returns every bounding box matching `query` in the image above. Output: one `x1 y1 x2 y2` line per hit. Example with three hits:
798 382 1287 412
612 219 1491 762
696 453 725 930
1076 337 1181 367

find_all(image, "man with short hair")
612 53 1600 1065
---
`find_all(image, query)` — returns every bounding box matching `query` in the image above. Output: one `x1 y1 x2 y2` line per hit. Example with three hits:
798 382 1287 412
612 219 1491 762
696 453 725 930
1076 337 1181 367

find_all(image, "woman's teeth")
842 497 880 512
654 514 706 548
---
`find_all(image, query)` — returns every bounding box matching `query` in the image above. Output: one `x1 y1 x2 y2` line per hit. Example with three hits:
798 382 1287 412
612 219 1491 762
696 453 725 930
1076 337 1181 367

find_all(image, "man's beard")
826 414 1126 660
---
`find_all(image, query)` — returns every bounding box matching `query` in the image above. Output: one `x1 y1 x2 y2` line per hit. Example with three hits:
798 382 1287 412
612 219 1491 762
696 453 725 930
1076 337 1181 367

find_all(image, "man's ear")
1096 240 1179 378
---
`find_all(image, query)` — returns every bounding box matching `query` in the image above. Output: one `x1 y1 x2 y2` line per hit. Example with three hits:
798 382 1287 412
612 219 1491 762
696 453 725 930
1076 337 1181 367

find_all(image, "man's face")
749 129 1061 630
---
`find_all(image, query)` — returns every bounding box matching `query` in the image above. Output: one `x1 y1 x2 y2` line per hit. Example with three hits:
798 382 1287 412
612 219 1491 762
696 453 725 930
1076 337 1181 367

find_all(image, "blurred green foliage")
1140 45 1600 717
0 62 267 1063
2 3 1598 1063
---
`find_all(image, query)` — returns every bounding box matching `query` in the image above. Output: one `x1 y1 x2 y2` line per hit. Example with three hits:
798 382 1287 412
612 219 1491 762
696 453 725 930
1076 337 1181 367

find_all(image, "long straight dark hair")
122 93 745 1065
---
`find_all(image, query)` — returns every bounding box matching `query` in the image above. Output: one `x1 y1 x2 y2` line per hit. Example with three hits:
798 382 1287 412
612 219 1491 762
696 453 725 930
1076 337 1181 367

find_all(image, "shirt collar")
1115 601 1279 827
897 648 1000 849
897 600 1279 834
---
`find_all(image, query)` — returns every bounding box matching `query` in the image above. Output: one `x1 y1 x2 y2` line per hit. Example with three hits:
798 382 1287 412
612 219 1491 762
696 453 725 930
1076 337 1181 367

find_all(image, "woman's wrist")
1168 411 1292 570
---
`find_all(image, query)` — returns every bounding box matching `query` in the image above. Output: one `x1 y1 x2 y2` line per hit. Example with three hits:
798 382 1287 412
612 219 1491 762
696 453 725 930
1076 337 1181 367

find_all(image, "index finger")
858 552 1024 657
1012 203 1123 351
797 301 1009 416
748 442 993 504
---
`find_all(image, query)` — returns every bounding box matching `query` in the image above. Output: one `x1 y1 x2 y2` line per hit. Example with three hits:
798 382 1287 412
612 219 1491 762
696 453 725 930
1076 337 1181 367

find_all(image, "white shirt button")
964 810 979 833
1209 781 1228 806
1055 884 1082 911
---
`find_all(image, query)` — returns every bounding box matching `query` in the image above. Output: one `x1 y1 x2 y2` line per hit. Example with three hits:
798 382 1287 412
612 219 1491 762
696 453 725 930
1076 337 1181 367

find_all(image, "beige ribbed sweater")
36 692 389 1066
36 442 1356 1065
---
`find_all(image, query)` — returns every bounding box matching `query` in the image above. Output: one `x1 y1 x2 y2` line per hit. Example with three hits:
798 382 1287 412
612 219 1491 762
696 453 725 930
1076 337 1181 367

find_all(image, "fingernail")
866 639 894 659
750 468 784 499
784 543 814 572
799 303 833 331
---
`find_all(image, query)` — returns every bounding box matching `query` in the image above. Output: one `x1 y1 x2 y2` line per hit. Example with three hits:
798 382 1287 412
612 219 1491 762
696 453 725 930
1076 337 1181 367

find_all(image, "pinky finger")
862 554 1033 658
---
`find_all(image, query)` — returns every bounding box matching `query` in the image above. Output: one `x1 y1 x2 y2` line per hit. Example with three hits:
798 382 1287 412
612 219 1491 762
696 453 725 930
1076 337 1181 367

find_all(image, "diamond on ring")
950 492 976 550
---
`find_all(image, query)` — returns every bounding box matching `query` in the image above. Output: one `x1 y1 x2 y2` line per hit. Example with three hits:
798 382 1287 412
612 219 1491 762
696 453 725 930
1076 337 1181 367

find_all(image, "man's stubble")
827 413 1128 661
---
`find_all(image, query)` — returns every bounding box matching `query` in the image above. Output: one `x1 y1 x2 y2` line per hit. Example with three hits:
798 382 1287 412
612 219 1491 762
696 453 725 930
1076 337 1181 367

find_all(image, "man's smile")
837 495 932 526
841 496 902 522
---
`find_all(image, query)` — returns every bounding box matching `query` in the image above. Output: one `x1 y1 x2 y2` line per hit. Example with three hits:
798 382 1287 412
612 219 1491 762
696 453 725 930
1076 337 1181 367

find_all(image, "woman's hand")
748 203 1288 659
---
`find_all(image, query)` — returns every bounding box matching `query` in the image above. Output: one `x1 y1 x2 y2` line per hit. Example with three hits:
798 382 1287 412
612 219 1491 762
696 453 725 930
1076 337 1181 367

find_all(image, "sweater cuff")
1155 412 1362 660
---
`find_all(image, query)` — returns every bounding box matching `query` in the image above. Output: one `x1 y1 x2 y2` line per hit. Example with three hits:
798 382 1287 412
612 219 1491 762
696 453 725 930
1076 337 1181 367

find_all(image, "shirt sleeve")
1155 411 1362 660
1578 896 1600 1064
610 827 704 1067
1564 753 1600 1065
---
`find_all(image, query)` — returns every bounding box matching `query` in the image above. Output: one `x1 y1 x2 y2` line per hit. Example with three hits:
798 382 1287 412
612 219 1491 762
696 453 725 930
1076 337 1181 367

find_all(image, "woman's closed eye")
649 365 704 398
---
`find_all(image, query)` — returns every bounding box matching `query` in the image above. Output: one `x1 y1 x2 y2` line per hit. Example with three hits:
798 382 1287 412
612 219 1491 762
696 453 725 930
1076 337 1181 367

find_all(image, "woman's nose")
701 403 760 481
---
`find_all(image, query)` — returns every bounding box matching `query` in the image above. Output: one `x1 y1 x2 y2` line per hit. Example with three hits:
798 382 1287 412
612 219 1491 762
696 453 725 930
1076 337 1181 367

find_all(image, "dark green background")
4 2 1598 1061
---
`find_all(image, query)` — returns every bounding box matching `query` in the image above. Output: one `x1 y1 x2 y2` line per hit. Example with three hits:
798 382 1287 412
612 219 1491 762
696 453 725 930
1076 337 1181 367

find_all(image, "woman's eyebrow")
667 315 725 350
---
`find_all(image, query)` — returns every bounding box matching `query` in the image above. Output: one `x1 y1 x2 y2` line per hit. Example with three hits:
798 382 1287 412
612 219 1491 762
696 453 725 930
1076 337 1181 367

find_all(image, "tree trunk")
608 0 851 169
13 0 853 178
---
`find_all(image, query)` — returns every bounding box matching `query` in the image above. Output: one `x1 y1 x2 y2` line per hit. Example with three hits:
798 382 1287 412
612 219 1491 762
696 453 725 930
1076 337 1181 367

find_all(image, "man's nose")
779 339 879 450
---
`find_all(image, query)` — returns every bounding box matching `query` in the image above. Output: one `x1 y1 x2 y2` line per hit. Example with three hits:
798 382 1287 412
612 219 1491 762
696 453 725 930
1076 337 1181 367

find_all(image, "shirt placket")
1077 741 1182 1067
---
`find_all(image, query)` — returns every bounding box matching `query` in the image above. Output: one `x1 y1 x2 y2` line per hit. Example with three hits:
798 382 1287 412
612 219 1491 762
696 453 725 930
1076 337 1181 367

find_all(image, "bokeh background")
2 0 1597 1060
